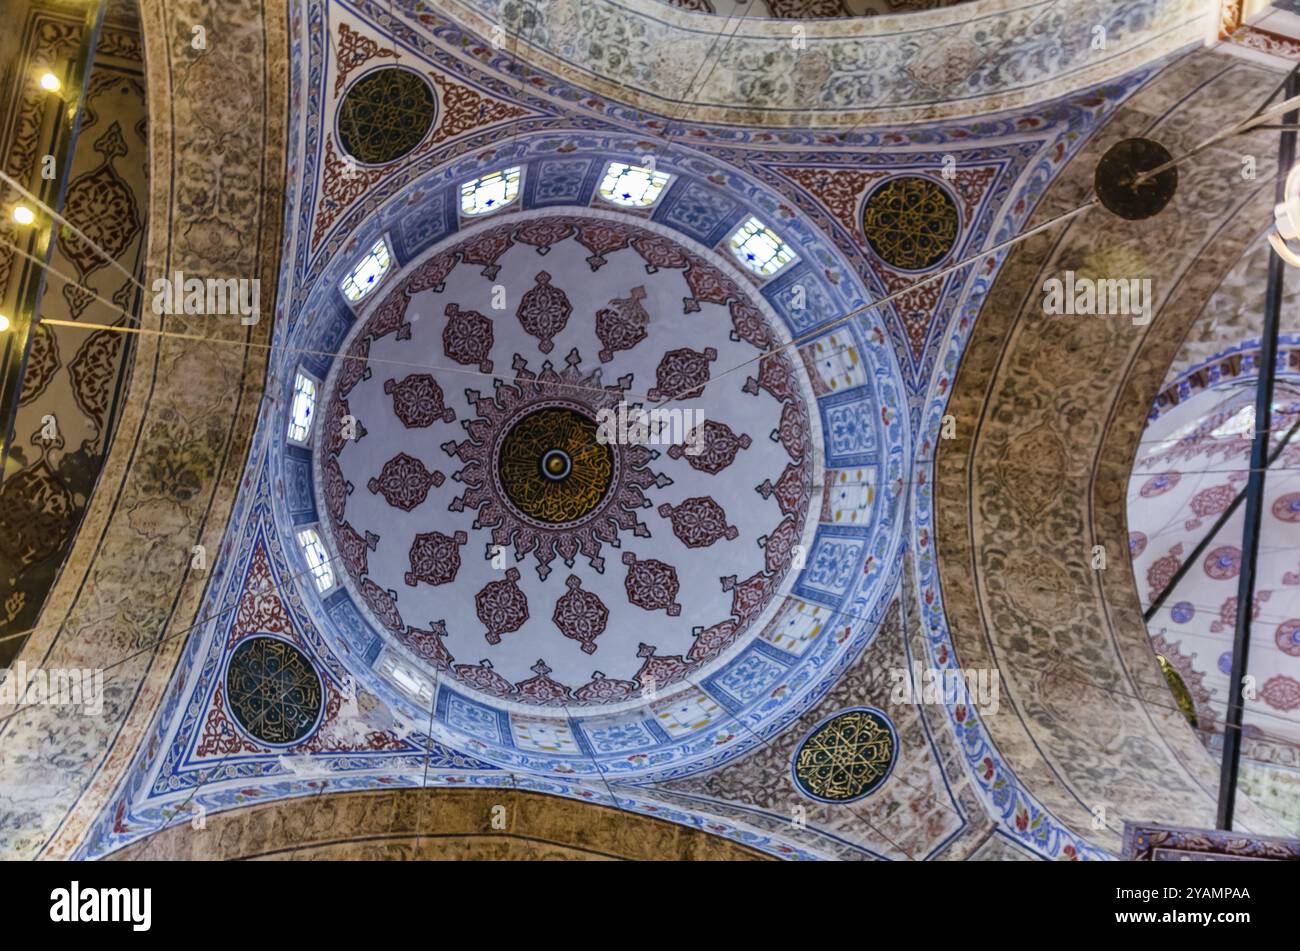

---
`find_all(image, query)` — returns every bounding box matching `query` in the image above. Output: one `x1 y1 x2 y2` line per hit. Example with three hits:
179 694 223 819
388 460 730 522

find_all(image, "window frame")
459 165 523 218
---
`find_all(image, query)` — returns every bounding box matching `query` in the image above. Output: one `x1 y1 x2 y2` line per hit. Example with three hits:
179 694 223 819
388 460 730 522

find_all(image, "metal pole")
1216 70 1300 830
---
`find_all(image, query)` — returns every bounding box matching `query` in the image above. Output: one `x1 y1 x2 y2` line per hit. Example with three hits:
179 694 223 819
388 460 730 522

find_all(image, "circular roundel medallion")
226 636 324 745
495 404 616 526
1094 137 1178 221
337 67 437 165
792 707 897 803
861 175 959 271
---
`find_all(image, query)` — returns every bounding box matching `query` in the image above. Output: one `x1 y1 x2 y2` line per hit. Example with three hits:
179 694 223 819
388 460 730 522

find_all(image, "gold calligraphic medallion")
497 406 615 525
793 708 896 802
861 176 959 271
226 636 323 745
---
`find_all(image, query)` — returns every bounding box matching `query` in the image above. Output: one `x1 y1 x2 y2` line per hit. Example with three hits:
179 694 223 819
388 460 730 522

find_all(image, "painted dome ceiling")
14 0 1300 864
319 209 820 710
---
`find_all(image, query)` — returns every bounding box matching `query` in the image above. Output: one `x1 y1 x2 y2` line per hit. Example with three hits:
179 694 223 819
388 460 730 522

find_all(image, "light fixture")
12 206 35 226
1269 161 1300 266
38 71 61 93
0 314 9 332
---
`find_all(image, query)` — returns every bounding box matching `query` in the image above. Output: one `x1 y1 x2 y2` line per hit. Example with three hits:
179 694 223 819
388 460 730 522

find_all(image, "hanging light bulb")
38 71 61 92
0 314 9 332
1269 161 1300 266
11 206 35 226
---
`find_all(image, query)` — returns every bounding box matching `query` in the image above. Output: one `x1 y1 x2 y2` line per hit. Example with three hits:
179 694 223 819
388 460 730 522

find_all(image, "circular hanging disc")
1095 137 1178 221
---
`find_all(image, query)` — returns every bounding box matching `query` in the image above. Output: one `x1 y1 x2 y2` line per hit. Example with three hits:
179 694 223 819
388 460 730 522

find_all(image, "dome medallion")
315 209 822 717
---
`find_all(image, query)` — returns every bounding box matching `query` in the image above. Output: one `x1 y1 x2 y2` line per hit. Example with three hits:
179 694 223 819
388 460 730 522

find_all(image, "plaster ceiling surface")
37 0 1276 862
658 0 970 16
437 0 1205 124
321 209 820 712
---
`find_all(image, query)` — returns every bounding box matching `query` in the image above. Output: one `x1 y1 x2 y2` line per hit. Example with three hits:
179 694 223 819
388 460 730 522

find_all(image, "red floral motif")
622 551 681 616
332 23 396 95
453 659 514 698
1184 482 1238 531
476 567 529 644
515 271 572 354
631 234 689 271
1210 590 1271 633
1139 471 1180 498
322 457 350 524
367 285 412 341
760 517 801 575
196 688 260 756
877 272 941 360
384 373 456 428
774 400 810 460
405 529 467 587
514 660 573 703
368 452 444 511
667 419 751 474
230 547 296 643
658 497 738 549
758 462 810 517
595 285 649 362
572 671 639 704
1276 619 1300 657
633 643 692 691
689 618 739 664
408 251 458 294
552 574 609 654
442 303 494 373
361 579 403 631
1129 532 1147 559
728 300 775 350
399 620 454 671
337 521 379 580
1261 675 1300 711
458 227 515 280
743 353 797 402
321 393 364 455
515 218 577 251
647 346 717 401
723 571 774 623
682 261 731 311
1146 543 1183 603
1202 545 1241 581
336 335 370 398
1273 492 1300 522
575 221 633 269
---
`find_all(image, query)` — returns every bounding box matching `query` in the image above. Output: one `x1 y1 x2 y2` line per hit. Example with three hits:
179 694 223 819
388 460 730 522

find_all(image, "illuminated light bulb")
0 314 9 332
38 72 61 92
11 206 35 226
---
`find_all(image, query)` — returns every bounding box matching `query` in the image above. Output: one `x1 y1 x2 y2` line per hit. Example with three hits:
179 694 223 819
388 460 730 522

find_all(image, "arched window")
598 161 671 208
728 216 796 277
340 236 392 303
460 166 522 216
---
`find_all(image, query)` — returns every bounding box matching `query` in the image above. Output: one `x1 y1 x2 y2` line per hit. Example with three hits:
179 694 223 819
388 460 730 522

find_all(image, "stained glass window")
287 370 317 445
460 166 521 216
341 236 392 303
728 216 797 277
598 162 672 208
297 528 335 593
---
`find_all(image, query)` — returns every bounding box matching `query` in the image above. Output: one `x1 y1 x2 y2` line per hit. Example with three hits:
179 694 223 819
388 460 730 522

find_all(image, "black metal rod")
1216 71 1300 831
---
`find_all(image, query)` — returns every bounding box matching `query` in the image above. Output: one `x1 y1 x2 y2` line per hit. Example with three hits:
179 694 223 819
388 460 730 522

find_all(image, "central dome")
495 405 615 525
316 209 820 711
